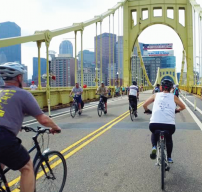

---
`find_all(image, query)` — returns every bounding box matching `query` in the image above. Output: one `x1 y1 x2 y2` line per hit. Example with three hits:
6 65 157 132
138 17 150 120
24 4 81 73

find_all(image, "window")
153 7 162 17
167 7 174 19
132 10 137 26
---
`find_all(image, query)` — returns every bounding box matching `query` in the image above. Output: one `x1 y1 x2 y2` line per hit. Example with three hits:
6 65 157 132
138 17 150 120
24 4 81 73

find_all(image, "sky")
0 0 202 79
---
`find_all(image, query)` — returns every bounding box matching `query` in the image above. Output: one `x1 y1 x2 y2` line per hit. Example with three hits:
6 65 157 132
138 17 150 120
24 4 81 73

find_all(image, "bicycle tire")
34 151 67 192
161 141 165 190
97 104 102 117
70 103 77 118
130 107 134 121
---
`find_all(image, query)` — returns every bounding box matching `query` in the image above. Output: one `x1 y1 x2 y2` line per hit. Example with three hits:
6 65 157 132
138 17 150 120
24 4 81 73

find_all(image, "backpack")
154 87 160 93
174 88 179 96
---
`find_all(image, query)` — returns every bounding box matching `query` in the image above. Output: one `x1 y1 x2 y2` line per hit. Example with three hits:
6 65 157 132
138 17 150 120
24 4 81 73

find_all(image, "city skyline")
0 0 201 79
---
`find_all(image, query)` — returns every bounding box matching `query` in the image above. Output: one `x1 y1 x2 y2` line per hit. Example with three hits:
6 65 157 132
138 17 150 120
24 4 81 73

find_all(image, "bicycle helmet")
161 79 173 91
132 81 137 85
156 84 160 87
0 62 26 80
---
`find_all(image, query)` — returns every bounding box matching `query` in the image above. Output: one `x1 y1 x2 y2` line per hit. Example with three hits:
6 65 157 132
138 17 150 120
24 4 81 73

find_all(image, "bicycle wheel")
70 103 77 118
97 103 102 117
130 107 135 121
161 141 165 190
34 151 67 192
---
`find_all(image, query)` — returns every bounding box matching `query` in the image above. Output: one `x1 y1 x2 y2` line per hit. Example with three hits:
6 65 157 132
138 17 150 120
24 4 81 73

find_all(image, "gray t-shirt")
72 87 83 95
0 86 43 135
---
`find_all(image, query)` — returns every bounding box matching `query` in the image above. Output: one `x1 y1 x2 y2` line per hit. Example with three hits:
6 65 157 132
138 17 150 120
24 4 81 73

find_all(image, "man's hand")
50 127 62 134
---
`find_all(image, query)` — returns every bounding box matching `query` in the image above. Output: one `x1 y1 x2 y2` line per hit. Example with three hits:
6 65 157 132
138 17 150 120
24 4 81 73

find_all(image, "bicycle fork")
156 134 170 171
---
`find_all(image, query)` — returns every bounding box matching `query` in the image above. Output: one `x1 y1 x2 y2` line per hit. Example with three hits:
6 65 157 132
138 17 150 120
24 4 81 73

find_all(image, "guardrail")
180 85 202 96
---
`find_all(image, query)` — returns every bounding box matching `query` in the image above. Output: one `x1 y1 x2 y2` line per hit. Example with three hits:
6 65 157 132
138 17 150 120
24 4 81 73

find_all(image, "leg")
149 124 158 147
19 160 35 192
105 102 107 111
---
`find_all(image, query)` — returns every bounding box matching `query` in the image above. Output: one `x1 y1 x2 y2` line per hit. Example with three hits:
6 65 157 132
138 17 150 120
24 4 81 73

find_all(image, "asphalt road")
5 91 202 192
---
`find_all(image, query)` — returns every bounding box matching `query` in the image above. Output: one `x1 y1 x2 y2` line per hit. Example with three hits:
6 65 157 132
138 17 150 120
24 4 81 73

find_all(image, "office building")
78 50 95 68
50 55 75 87
94 33 116 84
59 40 73 57
0 22 21 64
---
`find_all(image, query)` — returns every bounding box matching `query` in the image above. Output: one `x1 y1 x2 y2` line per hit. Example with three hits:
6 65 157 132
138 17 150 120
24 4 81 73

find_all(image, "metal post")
100 21 102 83
113 13 115 86
109 15 111 86
118 8 120 86
81 30 83 87
96 23 98 87
37 41 42 90
45 42 51 117
75 31 77 84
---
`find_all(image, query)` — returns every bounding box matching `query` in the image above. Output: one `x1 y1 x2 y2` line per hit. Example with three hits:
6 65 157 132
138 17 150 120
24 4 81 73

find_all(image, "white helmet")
0 62 26 80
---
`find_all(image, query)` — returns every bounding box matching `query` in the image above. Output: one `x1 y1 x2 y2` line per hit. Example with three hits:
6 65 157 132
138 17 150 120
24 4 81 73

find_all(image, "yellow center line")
10 102 144 191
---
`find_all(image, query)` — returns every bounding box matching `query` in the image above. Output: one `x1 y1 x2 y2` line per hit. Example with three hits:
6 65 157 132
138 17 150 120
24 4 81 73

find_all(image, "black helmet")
132 81 137 85
161 79 173 91
157 84 160 87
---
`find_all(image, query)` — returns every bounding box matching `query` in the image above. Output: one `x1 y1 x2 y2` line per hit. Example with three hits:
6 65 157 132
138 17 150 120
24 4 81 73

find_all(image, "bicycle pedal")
165 166 170 172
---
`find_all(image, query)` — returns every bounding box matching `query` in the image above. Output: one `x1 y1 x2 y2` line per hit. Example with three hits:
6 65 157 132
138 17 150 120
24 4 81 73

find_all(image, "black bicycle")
70 95 82 118
97 94 106 117
0 126 67 192
144 109 180 190
129 97 138 121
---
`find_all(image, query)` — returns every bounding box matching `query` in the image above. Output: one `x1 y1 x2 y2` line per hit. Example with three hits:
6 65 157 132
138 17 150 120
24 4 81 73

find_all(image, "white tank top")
150 92 176 125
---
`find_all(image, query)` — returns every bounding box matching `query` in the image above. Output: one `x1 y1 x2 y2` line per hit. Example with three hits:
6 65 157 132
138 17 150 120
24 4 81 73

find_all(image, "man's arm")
174 95 185 111
35 114 61 133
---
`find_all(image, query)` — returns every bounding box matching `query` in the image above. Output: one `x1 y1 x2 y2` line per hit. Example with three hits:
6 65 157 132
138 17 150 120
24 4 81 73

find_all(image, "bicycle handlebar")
144 109 180 114
21 126 61 134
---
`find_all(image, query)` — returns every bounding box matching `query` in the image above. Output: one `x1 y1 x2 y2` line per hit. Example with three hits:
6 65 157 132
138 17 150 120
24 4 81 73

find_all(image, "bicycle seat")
154 130 170 135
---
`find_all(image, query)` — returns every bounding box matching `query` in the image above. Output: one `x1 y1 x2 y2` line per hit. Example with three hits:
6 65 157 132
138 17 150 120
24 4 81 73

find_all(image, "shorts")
75 95 82 104
101 96 107 103
0 127 30 170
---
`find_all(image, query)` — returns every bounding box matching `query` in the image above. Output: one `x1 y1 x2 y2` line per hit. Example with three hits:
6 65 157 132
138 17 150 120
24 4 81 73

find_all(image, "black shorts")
0 127 30 171
101 96 107 103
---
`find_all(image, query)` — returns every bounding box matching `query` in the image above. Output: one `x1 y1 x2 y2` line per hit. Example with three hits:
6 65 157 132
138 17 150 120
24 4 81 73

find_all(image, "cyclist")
0 62 61 192
128 81 139 117
96 81 108 114
143 79 185 163
172 84 180 97
152 84 160 94
70 83 83 115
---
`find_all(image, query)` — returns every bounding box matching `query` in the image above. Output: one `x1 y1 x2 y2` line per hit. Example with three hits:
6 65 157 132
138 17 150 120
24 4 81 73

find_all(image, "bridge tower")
123 0 195 90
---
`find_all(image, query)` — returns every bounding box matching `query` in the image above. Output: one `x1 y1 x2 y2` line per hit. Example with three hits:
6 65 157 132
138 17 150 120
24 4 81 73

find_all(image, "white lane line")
180 94 202 116
24 96 128 126
180 98 202 131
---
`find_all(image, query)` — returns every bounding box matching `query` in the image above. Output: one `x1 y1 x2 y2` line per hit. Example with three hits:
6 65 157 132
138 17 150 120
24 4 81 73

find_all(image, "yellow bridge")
0 0 202 113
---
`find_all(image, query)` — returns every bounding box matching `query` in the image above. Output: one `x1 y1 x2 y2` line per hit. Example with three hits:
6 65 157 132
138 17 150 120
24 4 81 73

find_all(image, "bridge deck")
7 91 202 192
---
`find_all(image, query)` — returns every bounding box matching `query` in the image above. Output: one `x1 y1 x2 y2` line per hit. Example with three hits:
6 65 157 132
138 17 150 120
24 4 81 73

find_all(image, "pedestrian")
126 85 129 95
122 86 125 96
30 81 37 90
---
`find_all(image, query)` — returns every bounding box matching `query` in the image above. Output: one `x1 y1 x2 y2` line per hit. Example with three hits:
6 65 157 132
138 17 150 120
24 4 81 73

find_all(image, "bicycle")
70 95 82 118
144 109 180 190
0 126 67 192
97 94 106 117
129 97 138 121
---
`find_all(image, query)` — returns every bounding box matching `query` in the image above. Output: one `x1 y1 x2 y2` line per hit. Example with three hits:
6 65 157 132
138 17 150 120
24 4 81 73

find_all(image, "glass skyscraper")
0 22 21 64
59 40 73 56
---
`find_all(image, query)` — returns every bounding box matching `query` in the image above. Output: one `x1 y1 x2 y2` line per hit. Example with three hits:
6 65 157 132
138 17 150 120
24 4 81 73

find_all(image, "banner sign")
143 50 174 57
143 44 173 50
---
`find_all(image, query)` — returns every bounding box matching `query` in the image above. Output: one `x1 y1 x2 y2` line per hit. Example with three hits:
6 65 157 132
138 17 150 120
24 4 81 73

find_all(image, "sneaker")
150 146 157 160
104 110 107 114
167 158 173 163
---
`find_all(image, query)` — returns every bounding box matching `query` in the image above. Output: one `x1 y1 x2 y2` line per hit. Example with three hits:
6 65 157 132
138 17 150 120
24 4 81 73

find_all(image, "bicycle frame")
156 132 168 167
0 129 51 192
